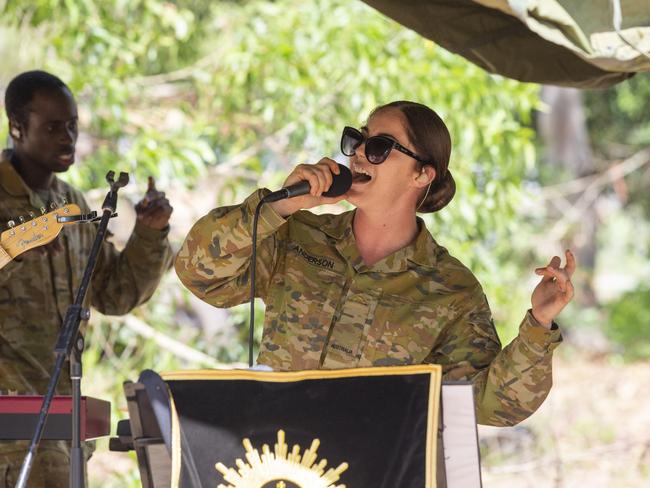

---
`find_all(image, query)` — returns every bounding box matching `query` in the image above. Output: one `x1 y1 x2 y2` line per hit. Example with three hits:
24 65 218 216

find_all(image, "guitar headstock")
0 203 82 260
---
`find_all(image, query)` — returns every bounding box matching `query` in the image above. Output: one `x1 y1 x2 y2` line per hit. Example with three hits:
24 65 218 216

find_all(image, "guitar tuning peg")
50 202 58 210
40 207 46 215
7 220 15 228
28 211 35 219
18 216 25 224
61 197 68 205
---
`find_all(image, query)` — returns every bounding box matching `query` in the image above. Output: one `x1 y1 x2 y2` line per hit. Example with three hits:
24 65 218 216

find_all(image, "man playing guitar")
0 70 173 487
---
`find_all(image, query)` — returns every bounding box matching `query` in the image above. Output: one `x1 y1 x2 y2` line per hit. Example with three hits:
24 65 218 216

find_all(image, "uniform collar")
323 210 439 273
315 210 355 240
0 150 64 207
408 218 440 269
368 218 439 272
0 150 30 197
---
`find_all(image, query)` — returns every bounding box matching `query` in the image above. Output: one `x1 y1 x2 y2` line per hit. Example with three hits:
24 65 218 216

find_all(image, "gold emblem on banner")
216 429 349 488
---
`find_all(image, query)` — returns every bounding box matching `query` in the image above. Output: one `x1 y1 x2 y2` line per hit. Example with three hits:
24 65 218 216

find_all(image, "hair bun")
419 170 456 213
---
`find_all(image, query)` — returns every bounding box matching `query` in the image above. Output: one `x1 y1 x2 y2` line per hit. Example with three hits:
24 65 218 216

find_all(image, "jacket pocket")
364 294 444 366
260 254 345 369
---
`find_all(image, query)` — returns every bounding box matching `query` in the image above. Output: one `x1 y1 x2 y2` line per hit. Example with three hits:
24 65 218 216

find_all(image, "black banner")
163 366 441 488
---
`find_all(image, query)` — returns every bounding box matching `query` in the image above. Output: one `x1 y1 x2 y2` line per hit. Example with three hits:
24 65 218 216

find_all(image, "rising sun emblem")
215 429 349 488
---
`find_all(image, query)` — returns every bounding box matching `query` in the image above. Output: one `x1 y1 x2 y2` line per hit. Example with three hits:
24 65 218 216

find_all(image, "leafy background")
1 0 649 486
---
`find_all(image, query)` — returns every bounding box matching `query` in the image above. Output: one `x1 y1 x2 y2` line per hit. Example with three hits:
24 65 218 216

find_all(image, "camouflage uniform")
0 153 173 486
175 189 562 427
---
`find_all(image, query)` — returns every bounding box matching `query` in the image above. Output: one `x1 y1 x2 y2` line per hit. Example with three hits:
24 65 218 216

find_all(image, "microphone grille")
323 164 352 198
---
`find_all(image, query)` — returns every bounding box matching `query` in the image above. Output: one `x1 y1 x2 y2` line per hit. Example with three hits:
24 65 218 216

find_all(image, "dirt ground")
480 352 650 488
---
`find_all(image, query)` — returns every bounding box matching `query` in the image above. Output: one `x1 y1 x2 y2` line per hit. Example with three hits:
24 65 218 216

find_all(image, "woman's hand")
531 250 576 328
269 158 347 217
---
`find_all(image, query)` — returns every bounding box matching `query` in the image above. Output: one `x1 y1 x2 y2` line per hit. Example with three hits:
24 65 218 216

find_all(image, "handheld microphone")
261 164 352 203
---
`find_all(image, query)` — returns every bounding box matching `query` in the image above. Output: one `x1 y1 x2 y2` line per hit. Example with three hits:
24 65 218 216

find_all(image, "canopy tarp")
362 0 650 88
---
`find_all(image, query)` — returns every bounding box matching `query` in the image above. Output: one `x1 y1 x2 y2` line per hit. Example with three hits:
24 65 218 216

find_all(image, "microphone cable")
247 164 351 366
249 199 264 367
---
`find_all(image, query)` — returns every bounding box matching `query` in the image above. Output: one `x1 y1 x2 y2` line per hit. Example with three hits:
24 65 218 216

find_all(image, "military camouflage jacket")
176 189 563 426
0 154 173 398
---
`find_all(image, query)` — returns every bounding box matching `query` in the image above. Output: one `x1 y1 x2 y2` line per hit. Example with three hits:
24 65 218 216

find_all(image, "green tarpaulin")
363 0 650 88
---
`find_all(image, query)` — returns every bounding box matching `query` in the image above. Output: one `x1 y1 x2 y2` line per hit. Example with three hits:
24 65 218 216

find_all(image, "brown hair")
370 101 455 213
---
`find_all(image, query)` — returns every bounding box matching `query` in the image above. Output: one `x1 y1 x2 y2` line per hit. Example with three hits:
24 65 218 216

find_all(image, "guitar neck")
0 203 82 270
0 245 11 269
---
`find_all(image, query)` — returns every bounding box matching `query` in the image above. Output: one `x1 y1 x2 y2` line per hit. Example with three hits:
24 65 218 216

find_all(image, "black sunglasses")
340 126 429 165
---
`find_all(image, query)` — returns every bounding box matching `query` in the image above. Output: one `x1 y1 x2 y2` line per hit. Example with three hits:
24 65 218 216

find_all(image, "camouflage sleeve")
174 189 286 307
90 220 173 315
427 286 562 426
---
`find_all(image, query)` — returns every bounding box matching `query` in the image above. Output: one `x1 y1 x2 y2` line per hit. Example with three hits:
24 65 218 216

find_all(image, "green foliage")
582 73 650 349
1 0 539 334
584 72 650 156
1 0 212 190
584 72 650 219
0 0 542 362
1 0 541 483
605 287 650 360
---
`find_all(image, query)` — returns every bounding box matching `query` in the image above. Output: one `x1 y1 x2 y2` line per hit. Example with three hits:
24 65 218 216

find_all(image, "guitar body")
0 204 82 270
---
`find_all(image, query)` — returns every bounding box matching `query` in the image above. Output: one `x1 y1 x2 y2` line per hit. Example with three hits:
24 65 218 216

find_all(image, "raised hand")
531 250 576 328
135 176 173 230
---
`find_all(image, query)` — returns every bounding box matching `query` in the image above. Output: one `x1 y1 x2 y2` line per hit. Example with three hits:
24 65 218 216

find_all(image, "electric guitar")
0 203 83 269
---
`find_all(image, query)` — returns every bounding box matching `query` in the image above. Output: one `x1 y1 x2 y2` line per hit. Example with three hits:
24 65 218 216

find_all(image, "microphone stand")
16 171 129 488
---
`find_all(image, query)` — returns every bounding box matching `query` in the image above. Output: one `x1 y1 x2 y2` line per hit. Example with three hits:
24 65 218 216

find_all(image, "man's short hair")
5 70 69 125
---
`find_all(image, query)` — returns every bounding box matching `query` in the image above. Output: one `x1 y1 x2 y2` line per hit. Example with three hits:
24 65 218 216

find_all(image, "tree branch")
539 148 650 241
540 148 650 199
